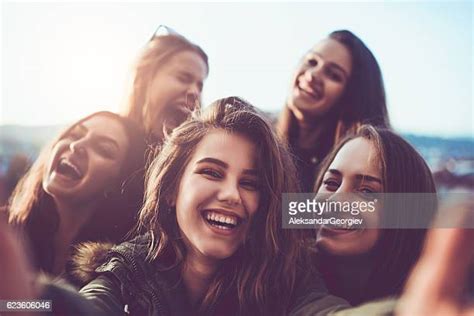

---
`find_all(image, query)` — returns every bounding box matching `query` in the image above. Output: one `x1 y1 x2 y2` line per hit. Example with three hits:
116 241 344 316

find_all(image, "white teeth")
59 159 82 178
205 210 238 226
216 225 230 230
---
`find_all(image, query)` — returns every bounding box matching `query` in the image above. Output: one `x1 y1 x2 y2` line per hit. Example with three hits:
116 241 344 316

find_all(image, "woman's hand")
397 200 474 316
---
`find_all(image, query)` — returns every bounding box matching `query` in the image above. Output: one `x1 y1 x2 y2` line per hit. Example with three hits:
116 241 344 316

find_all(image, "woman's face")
146 50 208 139
43 115 129 205
316 137 382 256
174 129 260 261
289 38 352 121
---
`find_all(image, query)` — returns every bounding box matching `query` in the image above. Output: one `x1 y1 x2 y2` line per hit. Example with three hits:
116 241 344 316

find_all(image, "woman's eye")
358 187 377 199
240 179 259 191
323 179 339 191
177 74 191 84
96 145 115 159
306 58 317 67
201 168 222 179
66 131 83 141
326 69 343 82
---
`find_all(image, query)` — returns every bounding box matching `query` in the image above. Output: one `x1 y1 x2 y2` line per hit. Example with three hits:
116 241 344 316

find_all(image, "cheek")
243 191 260 217
158 77 185 97
87 159 122 186
326 82 346 101
292 67 307 87
175 176 209 215
360 229 380 252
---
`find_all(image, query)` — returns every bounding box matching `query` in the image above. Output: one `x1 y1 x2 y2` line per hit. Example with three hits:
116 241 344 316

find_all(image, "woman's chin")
290 97 331 119
198 245 239 261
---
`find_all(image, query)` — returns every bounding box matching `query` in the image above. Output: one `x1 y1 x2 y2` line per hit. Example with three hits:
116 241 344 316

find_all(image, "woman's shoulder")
70 234 152 286
76 234 187 316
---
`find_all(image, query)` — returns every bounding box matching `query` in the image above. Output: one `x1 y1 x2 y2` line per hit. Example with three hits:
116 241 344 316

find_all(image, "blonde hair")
122 34 208 138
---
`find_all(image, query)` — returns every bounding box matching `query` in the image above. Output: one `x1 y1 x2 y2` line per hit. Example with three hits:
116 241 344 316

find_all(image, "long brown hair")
121 34 208 138
314 125 437 304
277 30 390 165
7 111 146 271
137 97 304 315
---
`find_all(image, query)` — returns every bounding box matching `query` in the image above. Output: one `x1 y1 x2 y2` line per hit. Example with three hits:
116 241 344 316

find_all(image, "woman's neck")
182 250 220 306
51 199 97 275
295 118 326 149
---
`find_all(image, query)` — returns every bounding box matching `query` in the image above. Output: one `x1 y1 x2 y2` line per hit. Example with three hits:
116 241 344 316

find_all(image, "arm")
396 200 474 316
79 273 127 316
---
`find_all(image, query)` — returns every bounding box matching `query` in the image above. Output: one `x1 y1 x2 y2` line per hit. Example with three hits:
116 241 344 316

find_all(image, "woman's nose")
305 64 324 81
69 140 86 156
185 86 201 110
218 181 242 207
335 181 352 194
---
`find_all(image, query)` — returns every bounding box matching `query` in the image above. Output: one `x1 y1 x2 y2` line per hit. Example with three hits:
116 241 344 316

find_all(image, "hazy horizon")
2 2 473 138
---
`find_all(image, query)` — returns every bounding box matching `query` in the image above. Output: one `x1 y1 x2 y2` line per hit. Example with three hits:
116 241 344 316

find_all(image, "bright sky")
1 1 473 137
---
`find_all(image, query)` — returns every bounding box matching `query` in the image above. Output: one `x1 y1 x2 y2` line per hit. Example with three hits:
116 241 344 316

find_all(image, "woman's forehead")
330 138 381 176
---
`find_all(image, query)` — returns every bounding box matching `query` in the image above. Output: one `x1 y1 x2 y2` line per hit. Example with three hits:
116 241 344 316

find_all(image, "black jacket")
67 235 350 316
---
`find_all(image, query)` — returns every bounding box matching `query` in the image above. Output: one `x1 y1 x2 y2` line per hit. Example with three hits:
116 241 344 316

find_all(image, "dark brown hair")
8 111 146 272
314 125 437 304
277 30 389 182
137 97 304 315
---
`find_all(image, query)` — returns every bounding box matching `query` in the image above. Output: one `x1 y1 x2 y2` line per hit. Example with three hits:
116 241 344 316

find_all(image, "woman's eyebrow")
94 135 120 150
327 169 342 176
328 62 349 77
242 168 258 176
196 157 228 168
328 169 381 184
72 123 88 133
356 174 382 184
196 157 258 175
310 52 349 77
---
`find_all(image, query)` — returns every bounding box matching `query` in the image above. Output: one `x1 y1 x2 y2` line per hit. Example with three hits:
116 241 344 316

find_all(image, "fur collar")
69 241 114 286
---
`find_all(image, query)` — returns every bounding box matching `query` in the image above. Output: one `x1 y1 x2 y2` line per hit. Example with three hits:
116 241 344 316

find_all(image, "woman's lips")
296 79 323 101
320 225 362 238
51 157 84 184
163 105 192 130
201 209 244 237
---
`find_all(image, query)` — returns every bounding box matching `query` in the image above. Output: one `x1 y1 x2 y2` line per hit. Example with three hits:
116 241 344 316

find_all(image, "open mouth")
202 210 242 231
163 106 192 131
55 158 83 181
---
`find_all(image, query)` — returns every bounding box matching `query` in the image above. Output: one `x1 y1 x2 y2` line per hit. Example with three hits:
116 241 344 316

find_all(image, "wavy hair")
137 97 304 315
8 111 146 272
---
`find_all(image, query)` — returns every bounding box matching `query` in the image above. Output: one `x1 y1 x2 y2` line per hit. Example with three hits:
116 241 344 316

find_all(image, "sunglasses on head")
149 24 181 42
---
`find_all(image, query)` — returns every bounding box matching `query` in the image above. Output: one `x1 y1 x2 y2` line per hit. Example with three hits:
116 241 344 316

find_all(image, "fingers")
396 199 474 316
